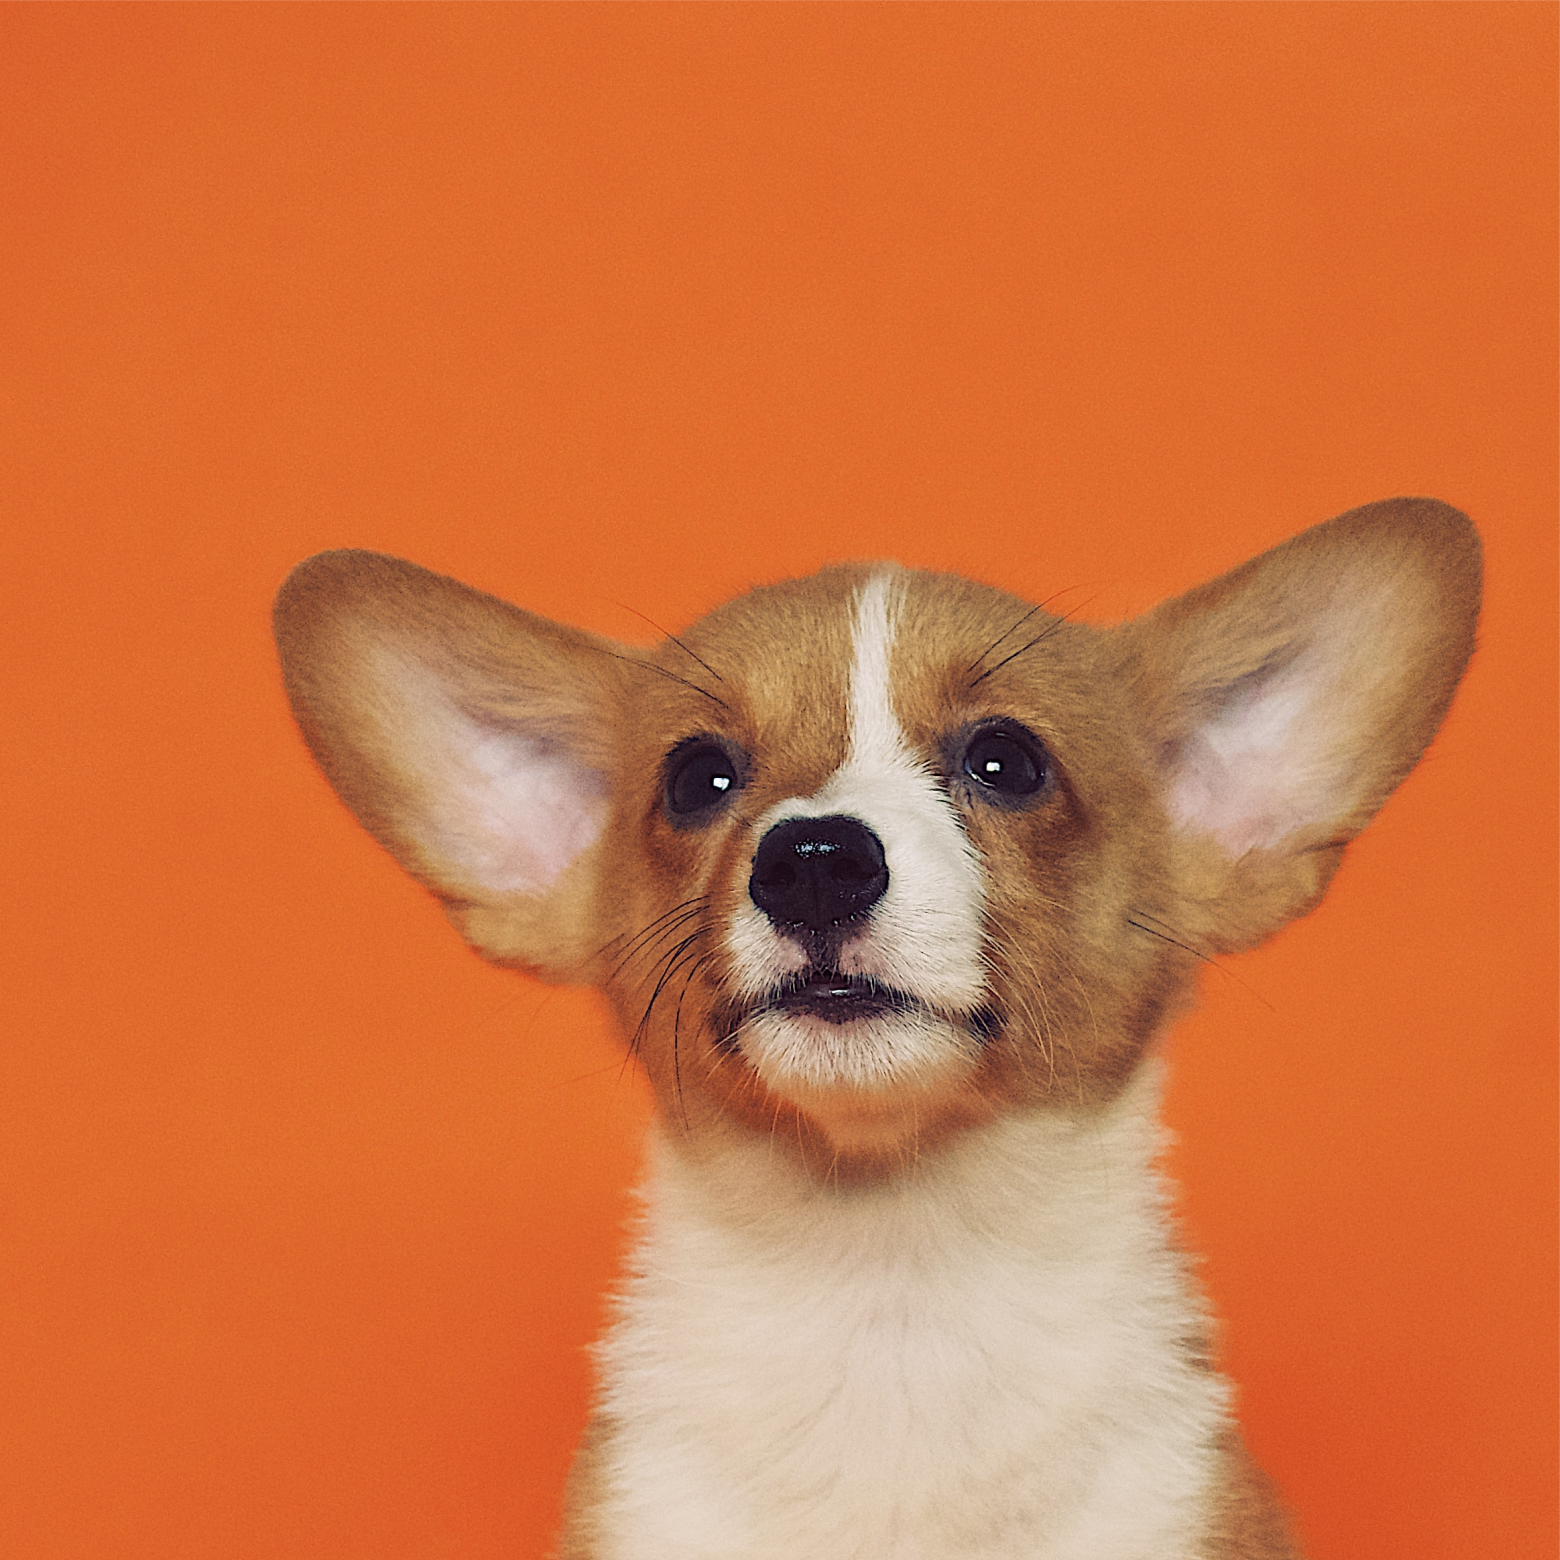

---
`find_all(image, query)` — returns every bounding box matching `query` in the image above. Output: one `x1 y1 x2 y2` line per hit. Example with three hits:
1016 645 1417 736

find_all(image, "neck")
656 1058 1169 1247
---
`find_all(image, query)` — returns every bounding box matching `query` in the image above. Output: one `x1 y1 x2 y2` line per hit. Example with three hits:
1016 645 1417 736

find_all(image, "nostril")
749 815 889 933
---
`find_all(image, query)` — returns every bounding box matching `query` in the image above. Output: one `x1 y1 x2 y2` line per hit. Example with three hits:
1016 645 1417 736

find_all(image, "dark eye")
665 740 742 818
961 723 1050 802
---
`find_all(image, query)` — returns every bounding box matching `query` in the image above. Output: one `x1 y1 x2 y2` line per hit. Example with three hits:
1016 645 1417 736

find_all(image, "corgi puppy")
274 498 1480 1560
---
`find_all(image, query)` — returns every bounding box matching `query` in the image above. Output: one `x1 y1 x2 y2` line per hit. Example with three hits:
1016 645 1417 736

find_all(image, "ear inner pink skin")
376 644 609 898
1162 564 1445 860
1168 665 1328 856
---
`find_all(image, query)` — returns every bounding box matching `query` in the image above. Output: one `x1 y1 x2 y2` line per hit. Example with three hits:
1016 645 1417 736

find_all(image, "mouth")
761 971 917 1026
719 970 1002 1101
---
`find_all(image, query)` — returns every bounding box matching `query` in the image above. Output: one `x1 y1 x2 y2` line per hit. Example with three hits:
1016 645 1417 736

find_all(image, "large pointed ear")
1116 498 1481 952
273 550 631 980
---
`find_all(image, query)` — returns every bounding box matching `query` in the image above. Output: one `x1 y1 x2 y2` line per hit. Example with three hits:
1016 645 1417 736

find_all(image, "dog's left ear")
1116 498 1481 952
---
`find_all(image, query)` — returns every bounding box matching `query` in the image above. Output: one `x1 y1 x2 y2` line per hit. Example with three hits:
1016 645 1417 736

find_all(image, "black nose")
749 816 890 933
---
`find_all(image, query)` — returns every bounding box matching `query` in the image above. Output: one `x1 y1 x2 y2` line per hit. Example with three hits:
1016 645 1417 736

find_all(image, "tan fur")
555 1416 612 1560
1201 1436 1303 1560
274 498 1480 1557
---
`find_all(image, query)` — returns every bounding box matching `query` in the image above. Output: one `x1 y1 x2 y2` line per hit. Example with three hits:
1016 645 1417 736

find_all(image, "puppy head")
274 499 1479 1177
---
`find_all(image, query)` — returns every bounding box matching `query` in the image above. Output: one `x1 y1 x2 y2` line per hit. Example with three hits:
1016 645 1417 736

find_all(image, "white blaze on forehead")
725 571 989 1037
845 572 903 766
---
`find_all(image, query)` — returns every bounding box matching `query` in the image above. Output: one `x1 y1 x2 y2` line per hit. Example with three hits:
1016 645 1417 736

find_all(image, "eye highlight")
664 738 744 820
959 721 1051 804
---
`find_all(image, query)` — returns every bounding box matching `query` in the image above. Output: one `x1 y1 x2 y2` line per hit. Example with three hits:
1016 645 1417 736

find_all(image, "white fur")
375 647 607 895
591 1062 1229 1559
725 574 989 1092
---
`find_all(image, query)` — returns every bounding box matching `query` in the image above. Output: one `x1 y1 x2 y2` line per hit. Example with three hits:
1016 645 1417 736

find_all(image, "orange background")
2 6 1554 1558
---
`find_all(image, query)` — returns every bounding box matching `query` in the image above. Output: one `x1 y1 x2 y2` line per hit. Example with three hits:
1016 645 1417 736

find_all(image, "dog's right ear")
273 550 630 980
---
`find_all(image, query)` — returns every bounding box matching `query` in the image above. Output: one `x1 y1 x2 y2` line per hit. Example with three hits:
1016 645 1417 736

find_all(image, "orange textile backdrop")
2 6 1554 1558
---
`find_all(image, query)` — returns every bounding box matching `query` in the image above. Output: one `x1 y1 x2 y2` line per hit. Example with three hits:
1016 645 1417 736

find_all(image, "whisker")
963 586 1089 677
636 931 708 1018
612 602 728 686
670 950 721 1132
629 930 713 1068
1063 968 1101 1103
966 602 1049 677
597 895 707 957
988 917 1096 1098
583 643 730 711
967 596 1101 688
614 918 708 1084
607 909 707 988
619 931 703 1089
985 930 1061 1086
1125 912 1275 1012
600 897 711 984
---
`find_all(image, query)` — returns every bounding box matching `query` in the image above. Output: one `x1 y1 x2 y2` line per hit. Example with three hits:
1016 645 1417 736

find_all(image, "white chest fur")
589 1063 1230 1560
